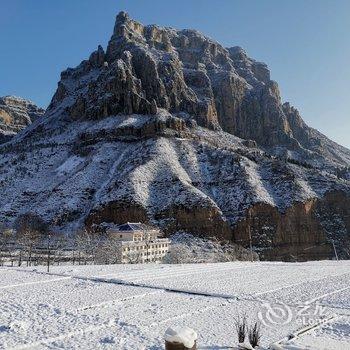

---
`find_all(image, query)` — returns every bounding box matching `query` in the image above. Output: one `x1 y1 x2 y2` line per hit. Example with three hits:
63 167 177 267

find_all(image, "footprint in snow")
0 325 11 332
100 336 115 344
53 308 61 315
9 321 30 332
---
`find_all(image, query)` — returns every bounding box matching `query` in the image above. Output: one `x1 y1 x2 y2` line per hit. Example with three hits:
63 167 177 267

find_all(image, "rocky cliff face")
48 12 350 169
0 12 349 260
0 96 45 143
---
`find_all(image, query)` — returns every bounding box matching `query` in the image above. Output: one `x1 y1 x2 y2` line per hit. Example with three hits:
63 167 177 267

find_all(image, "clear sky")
1 0 349 148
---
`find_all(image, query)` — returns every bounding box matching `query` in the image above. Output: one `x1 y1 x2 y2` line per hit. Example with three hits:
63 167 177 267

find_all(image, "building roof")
114 222 157 232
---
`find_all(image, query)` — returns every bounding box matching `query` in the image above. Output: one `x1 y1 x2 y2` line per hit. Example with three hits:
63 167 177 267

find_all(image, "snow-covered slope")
0 12 349 260
0 110 348 259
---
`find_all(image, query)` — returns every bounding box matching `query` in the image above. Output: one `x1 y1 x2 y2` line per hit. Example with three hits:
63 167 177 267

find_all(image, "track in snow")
0 276 71 290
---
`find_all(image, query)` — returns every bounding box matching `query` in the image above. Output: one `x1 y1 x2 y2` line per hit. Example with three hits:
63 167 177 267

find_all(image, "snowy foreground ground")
0 261 350 349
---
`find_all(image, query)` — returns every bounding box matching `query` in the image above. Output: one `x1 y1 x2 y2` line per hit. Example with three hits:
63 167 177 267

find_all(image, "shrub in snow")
234 314 247 343
248 322 261 348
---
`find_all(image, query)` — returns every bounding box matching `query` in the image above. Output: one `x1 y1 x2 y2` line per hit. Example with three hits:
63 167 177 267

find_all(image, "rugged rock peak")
49 12 269 132
47 12 350 170
228 46 270 84
110 11 146 43
0 95 45 143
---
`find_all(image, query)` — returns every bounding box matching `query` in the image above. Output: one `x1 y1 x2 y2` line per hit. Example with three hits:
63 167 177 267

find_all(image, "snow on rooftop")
114 222 157 231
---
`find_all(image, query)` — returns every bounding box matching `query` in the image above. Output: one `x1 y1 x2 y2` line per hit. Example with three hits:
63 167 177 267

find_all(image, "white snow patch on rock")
56 156 84 175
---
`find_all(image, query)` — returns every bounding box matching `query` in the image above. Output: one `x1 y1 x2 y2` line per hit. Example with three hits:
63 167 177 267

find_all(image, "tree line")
0 213 124 271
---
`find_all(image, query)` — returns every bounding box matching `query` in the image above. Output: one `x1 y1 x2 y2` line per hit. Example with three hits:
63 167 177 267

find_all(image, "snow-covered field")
0 261 350 349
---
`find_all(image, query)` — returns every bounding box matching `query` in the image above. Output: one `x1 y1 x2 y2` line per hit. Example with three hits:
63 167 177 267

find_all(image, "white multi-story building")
107 222 170 263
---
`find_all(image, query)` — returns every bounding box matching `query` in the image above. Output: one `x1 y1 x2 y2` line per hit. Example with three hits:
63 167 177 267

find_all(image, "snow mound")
165 326 197 348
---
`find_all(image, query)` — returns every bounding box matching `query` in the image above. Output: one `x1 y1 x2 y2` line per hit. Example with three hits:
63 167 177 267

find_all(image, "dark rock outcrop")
235 200 323 261
0 96 45 143
233 191 350 260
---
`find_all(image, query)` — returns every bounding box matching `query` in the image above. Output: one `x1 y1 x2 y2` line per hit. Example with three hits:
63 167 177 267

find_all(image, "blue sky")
1 0 349 148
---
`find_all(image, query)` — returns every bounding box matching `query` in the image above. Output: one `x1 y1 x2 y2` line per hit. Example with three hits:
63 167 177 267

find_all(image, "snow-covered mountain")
0 95 45 143
0 12 349 260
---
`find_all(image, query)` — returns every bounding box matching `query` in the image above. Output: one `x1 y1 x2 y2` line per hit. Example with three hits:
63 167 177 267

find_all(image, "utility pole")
331 240 339 261
248 209 254 262
47 233 51 272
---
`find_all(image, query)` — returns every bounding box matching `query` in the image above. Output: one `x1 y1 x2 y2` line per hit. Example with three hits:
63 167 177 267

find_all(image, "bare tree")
342 240 350 259
51 235 68 266
75 229 101 265
0 226 13 266
45 231 52 272
163 244 191 264
125 249 143 264
95 238 122 265
40 232 67 272
15 213 48 267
